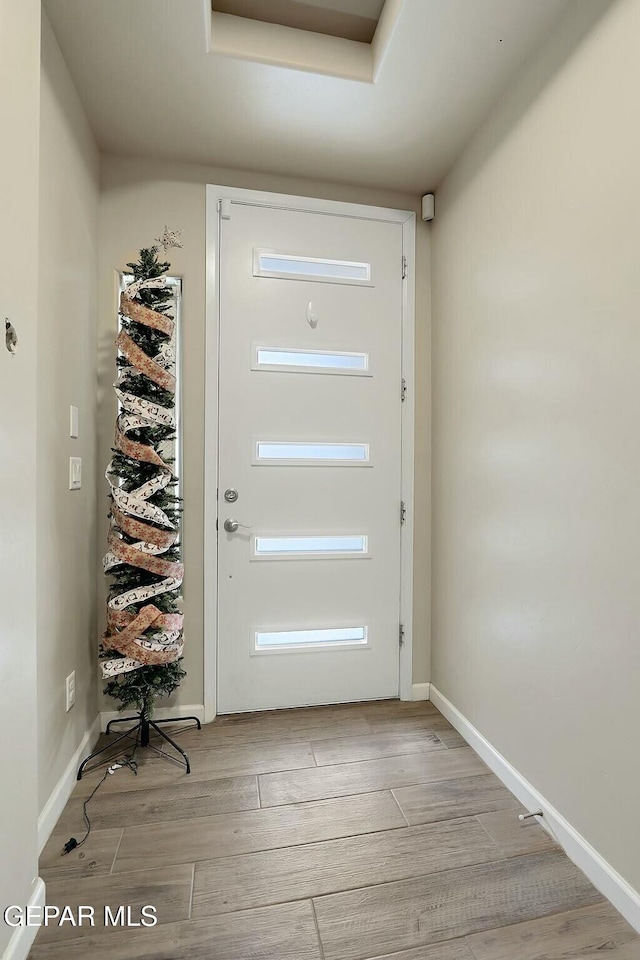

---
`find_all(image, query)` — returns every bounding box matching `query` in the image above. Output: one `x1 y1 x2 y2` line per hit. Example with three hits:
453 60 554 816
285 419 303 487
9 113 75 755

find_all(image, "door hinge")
218 198 231 220
401 378 407 402
402 255 408 279
400 501 406 524
399 623 405 646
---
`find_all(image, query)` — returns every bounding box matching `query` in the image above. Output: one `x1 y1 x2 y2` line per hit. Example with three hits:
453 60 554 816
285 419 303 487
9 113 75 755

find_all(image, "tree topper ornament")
155 226 183 251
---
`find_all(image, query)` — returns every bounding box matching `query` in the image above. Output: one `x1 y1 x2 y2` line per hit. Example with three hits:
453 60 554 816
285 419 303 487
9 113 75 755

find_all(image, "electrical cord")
62 747 139 855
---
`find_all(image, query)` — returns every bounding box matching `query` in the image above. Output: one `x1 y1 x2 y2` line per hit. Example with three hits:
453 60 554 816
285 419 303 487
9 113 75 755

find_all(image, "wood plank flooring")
30 700 640 959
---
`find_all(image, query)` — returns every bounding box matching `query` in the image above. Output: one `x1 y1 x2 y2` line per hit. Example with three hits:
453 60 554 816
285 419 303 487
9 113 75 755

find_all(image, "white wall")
0 0 42 954
432 0 640 898
37 13 100 814
99 156 431 710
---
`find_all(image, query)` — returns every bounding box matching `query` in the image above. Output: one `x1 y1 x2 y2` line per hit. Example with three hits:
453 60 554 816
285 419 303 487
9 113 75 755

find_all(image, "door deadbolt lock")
224 488 239 503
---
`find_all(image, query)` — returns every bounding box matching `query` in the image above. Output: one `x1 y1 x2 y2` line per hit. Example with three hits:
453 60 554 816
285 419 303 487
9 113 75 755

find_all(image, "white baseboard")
411 682 431 701
3 877 46 960
38 716 101 854
99 703 205 732
429 685 640 933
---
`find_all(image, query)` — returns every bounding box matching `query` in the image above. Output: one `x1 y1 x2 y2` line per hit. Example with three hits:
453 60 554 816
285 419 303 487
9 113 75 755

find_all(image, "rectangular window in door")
253 441 371 465
253 626 369 653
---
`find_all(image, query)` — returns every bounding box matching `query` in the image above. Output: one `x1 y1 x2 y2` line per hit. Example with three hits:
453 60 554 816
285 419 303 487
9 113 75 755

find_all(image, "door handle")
223 518 252 533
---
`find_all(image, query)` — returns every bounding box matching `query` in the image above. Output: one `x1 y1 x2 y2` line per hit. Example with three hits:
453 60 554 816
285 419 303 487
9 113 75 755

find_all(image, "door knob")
223 518 252 533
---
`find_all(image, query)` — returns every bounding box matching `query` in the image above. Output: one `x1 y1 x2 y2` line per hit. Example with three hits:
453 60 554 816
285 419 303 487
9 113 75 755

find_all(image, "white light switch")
69 457 82 490
65 671 76 712
70 405 79 438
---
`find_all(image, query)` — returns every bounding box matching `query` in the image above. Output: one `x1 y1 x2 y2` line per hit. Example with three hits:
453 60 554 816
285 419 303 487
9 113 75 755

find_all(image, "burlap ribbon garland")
114 421 170 469
106 529 183 579
120 292 175 337
106 469 176 529
116 330 176 393
101 282 184 678
108 609 184 632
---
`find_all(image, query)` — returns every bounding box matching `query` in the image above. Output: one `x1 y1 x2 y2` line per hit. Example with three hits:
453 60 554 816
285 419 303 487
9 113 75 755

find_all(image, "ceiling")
43 0 569 193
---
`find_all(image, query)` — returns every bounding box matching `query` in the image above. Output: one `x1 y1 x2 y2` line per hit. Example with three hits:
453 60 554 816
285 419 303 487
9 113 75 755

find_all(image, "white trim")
3 877 46 960
37 716 100 854
99 704 205 732
207 186 415 224
429 686 640 934
411 682 431 701
205 185 416 720
399 212 416 700
204 189 222 723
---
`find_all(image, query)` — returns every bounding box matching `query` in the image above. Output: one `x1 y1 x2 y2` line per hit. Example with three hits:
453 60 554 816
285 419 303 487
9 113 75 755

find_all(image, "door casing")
204 185 416 720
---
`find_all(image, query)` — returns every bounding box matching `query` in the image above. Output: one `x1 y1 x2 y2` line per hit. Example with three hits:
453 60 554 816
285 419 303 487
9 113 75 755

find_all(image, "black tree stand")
77 713 201 780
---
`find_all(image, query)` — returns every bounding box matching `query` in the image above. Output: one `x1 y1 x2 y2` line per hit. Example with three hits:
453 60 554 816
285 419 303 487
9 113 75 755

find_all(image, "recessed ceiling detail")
212 0 385 44
206 0 404 83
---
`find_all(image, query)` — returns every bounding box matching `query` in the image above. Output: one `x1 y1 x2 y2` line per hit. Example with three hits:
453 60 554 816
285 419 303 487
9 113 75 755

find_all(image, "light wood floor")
31 701 640 959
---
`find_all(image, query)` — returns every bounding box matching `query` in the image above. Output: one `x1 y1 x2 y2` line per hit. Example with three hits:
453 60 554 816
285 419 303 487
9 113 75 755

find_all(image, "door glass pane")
255 535 368 557
254 250 371 284
255 441 369 463
255 348 368 373
255 626 367 649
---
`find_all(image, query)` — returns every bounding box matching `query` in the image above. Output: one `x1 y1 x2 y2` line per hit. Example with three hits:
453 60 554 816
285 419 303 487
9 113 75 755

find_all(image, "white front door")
213 192 410 713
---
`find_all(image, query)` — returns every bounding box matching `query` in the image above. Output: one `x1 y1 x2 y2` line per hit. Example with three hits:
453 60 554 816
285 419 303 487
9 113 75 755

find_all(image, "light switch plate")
69 457 82 490
65 671 76 712
70 405 79 438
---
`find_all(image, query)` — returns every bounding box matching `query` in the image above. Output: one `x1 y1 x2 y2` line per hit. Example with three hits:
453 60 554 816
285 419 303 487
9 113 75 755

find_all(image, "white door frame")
204 185 416 720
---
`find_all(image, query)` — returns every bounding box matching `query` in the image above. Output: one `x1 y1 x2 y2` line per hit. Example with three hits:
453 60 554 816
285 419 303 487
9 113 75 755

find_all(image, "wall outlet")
65 671 76 712
69 456 82 490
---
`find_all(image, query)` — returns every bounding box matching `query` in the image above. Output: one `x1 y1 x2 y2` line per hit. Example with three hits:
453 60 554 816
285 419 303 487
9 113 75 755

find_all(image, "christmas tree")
101 231 185 720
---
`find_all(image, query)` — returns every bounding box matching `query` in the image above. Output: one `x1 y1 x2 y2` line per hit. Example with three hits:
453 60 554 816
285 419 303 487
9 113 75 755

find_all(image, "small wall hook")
5 318 18 355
